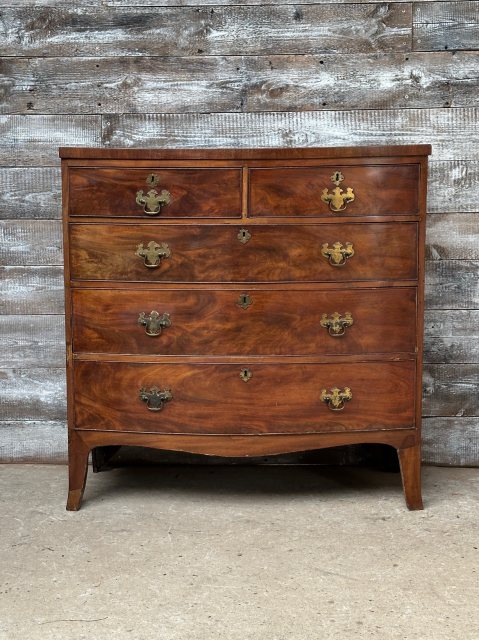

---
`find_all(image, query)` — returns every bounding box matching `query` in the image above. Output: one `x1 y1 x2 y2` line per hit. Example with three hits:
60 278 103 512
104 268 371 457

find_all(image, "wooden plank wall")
0 1 478 465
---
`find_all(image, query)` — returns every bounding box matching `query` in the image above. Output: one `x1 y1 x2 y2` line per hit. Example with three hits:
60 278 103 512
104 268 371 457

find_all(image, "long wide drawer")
72 287 417 356
250 164 420 217
73 360 416 434
68 167 242 218
70 223 418 282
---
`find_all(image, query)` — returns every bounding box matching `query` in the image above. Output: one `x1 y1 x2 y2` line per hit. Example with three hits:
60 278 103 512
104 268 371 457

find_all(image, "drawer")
70 222 418 283
68 167 242 218
73 360 416 434
72 287 417 356
250 164 420 217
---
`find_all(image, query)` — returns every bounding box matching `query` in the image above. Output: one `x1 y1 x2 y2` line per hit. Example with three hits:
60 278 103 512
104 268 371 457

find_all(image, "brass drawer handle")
136 241 171 268
320 312 353 337
321 171 355 212
321 241 354 267
320 387 352 411
138 311 171 337
136 174 171 215
139 386 173 411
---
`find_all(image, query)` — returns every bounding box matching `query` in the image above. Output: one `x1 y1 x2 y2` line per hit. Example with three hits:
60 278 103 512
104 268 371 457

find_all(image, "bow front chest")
60 145 431 510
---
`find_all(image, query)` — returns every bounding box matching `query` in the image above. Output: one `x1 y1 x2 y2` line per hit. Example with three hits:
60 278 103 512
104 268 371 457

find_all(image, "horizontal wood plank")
0 115 101 166
428 161 479 213
0 5 411 57
425 260 479 309
423 364 479 417
0 220 63 265
422 417 479 466
414 1 479 51
0 315 65 369
102 109 478 162
0 368 66 420
426 214 479 259
0 266 64 314
1 51 477 115
0 168 61 219
0 421 67 463
424 310 479 364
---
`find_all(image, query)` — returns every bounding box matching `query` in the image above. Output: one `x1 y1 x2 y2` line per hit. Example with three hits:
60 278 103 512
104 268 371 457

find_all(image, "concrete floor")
0 464 478 640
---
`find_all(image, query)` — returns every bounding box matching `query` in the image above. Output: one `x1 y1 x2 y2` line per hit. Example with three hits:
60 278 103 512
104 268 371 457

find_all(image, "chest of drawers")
60 145 431 511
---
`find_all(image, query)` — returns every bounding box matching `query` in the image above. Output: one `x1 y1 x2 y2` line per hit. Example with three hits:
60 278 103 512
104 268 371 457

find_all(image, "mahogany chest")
60 145 431 510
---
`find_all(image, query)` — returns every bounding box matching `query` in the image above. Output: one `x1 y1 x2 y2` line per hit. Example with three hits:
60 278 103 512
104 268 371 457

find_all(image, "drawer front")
72 288 417 356
68 168 242 218
73 360 416 434
250 164 419 217
70 223 418 282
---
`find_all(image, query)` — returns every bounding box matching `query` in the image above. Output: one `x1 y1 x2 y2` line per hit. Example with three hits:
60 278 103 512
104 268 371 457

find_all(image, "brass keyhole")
237 228 251 244
237 293 252 310
240 368 252 382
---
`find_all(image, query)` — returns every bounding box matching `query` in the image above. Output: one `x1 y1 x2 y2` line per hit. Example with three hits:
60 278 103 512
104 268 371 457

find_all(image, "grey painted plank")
428 161 479 213
424 310 479 364
424 337 479 364
422 417 479 466
0 160 475 219
0 420 67 463
0 221 63 266
423 364 479 417
102 108 479 161
0 115 101 167
414 1 479 51
425 260 479 309
0 168 61 219
426 214 479 260
0 315 65 369
0 5 411 57
1 52 478 115
0 368 66 420
0 266 64 314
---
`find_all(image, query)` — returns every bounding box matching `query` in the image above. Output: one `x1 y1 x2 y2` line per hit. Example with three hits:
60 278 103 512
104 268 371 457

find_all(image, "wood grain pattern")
2 52 477 115
69 222 418 283
0 315 65 369
0 220 63 265
424 310 479 364
72 287 417 356
0 368 66 421
423 364 479 417
413 1 479 51
250 164 419 216
101 109 478 161
0 168 61 219
69 167 242 217
73 360 416 434
0 266 64 314
426 214 479 260
0 421 67 463
428 162 479 213
425 260 479 309
422 417 479 466
0 5 411 57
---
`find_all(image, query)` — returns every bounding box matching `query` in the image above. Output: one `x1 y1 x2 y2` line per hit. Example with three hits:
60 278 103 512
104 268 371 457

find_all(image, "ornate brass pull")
138 311 171 337
139 386 173 411
135 241 171 268
237 228 251 244
321 241 354 267
240 368 252 382
237 293 252 310
136 175 171 215
320 312 353 337
321 171 355 212
320 387 352 411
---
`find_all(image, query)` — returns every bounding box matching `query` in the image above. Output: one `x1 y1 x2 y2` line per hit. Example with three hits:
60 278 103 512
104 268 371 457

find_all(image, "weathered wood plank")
0 168 61 219
0 315 65 369
424 310 479 364
0 266 64 314
1 52 478 115
0 115 101 166
102 109 478 161
414 1 479 51
0 5 411 57
426 214 479 259
422 417 479 466
428 161 479 213
423 364 479 417
0 221 63 265
425 260 479 309
0 420 67 463
0 368 66 420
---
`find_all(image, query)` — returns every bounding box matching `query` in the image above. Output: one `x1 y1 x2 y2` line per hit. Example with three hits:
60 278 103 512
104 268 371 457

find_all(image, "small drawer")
68 167 242 218
73 360 416 434
250 164 420 217
72 287 417 356
69 222 418 283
